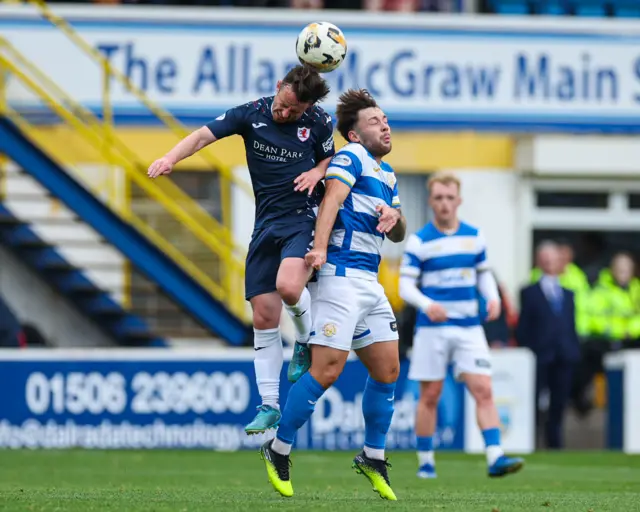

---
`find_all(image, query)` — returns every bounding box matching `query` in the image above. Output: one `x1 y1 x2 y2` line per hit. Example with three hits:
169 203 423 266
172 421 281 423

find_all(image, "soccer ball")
295 22 347 73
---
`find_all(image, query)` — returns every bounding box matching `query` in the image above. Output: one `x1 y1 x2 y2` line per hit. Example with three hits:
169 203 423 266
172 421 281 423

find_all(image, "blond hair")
427 172 461 194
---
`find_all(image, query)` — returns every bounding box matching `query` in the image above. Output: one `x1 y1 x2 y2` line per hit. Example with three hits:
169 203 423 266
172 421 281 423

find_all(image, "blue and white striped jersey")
321 143 401 280
401 221 488 328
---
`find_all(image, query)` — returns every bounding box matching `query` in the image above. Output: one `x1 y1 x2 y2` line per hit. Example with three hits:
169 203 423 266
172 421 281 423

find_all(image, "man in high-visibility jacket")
573 253 640 415
589 253 640 342
530 242 590 337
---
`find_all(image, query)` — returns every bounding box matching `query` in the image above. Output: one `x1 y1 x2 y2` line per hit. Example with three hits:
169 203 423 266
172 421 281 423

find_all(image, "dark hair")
282 65 330 105
335 89 378 142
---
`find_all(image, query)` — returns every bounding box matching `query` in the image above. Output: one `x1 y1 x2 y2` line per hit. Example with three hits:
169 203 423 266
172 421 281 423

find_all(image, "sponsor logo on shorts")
322 323 337 337
331 154 351 167
475 358 491 369
389 321 398 332
215 113 226 120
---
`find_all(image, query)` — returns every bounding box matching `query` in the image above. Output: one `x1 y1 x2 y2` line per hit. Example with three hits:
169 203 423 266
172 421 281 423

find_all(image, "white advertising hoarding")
464 348 536 454
2 6 640 131
605 350 640 454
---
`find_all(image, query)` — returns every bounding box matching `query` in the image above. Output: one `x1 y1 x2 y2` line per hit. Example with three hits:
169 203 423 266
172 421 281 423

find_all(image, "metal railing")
0 36 248 322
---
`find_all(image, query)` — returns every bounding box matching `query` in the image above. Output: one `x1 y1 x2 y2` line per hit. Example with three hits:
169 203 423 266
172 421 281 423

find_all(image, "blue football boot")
245 405 281 435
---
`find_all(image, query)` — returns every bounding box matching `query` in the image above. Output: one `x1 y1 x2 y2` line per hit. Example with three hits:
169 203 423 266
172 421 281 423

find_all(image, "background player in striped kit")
259 89 406 501
399 172 524 479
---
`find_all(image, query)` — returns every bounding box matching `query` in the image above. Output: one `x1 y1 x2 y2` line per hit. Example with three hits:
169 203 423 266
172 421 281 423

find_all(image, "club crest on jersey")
298 127 311 142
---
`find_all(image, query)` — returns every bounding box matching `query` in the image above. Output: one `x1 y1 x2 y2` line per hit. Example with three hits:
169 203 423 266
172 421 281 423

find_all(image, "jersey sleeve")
400 234 422 280
315 114 335 162
475 229 490 270
325 150 362 189
205 103 249 139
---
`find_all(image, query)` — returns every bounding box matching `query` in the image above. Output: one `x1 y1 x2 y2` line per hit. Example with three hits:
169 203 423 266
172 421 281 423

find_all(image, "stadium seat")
572 0 607 17
611 0 640 17
535 0 568 15
490 0 530 14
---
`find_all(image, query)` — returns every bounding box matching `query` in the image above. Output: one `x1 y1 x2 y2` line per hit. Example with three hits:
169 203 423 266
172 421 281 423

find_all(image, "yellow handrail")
0 39 233 252
26 0 254 235
0 39 248 321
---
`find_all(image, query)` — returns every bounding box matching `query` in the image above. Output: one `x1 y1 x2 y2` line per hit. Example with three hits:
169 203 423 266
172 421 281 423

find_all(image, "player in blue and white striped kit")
260 89 406 501
399 172 524 479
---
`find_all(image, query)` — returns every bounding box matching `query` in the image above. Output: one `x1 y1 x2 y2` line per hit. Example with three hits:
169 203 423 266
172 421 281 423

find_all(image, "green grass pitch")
0 451 638 511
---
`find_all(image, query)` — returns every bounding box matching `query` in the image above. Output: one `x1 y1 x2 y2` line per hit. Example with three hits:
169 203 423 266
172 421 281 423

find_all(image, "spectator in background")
0 293 23 348
530 239 590 339
517 241 580 449
572 252 640 414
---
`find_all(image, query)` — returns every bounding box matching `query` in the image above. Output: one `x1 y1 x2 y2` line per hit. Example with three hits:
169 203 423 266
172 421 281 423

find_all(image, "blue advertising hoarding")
0 349 465 451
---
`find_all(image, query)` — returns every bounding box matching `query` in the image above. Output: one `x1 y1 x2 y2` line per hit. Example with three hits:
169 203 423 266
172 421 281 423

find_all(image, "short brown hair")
282 65 330 104
335 89 378 142
427 172 461 194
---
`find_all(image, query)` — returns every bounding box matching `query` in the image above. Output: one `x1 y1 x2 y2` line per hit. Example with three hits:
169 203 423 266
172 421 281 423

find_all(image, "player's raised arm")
147 104 248 178
147 127 216 178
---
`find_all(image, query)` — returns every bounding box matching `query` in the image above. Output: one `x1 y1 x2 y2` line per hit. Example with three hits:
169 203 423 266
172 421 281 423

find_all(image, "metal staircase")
0 3 254 344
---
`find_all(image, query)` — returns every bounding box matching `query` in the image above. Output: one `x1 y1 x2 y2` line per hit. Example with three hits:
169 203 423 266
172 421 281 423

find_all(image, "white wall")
0 245 114 347
453 169 520 299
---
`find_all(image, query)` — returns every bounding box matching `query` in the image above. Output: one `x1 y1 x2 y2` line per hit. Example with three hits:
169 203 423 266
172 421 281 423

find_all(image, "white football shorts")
408 325 491 381
308 275 398 352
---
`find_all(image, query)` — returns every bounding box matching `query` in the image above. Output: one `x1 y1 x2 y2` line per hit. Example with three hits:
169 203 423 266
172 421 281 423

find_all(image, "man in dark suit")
516 241 581 449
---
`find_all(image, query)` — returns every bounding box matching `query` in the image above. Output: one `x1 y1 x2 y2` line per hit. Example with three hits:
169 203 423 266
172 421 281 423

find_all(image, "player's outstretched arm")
305 178 351 270
147 127 216 178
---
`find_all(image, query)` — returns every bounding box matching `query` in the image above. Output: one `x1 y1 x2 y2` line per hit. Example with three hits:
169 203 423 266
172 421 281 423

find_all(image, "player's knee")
420 384 442 410
276 279 302 306
371 361 399 384
311 358 343 388
252 304 280 330
472 383 494 407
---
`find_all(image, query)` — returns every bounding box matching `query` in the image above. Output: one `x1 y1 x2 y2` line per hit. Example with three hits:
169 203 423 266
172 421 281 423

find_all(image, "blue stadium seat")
536 0 568 15
573 0 607 16
611 0 640 17
491 0 530 14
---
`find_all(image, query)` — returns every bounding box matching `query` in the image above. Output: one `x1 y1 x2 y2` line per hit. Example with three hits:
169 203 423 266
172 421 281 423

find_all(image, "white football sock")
271 438 292 456
283 287 312 344
364 446 385 461
418 451 435 467
253 327 283 408
486 445 504 466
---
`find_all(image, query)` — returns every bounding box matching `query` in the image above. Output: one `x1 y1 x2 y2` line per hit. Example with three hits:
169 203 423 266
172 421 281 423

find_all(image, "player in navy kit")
148 65 334 434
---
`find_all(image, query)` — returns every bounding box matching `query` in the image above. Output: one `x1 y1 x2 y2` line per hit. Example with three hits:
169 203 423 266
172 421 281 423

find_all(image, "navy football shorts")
244 217 314 301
